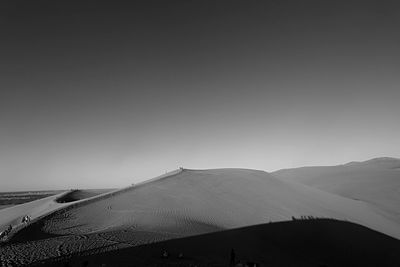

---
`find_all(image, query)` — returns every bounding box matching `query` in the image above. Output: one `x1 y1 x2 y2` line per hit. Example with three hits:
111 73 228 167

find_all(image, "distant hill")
273 157 400 226
344 157 400 168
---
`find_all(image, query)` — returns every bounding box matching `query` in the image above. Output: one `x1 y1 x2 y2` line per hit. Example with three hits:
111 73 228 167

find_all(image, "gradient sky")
1 0 400 190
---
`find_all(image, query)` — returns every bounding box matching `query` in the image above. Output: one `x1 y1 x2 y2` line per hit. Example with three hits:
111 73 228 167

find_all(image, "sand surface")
1 167 399 266
0 205 15 210
0 192 68 232
0 189 112 238
273 157 400 224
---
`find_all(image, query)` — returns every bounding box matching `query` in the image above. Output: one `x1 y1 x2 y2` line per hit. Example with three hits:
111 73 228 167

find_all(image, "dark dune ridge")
38 219 400 267
55 189 113 203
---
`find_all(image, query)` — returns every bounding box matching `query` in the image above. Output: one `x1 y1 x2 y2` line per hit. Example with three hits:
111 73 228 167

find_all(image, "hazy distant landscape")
0 191 63 210
0 190 114 211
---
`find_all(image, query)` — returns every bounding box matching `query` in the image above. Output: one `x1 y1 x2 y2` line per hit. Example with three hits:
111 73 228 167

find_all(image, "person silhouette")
229 248 236 266
162 250 169 258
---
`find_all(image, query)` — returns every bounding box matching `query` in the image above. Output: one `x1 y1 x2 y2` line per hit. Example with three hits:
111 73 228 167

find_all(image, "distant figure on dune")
22 215 31 224
0 225 12 240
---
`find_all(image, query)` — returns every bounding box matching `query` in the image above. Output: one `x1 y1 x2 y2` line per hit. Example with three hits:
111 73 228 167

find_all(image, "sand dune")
0 189 112 239
273 157 400 224
14 169 400 238
1 168 399 265
0 192 68 233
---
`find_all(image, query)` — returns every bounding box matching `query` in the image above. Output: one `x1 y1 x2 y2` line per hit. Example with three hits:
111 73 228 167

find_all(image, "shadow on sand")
37 218 400 267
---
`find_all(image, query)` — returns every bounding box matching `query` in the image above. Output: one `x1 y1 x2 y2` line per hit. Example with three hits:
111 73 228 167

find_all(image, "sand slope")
273 157 400 224
1 168 400 265
0 189 111 236
0 192 68 233
14 169 400 239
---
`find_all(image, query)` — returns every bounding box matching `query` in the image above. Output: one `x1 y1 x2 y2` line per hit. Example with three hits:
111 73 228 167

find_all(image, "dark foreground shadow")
35 219 400 267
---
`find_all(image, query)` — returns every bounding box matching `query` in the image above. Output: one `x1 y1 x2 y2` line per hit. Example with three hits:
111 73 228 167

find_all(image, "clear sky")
1 0 400 190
